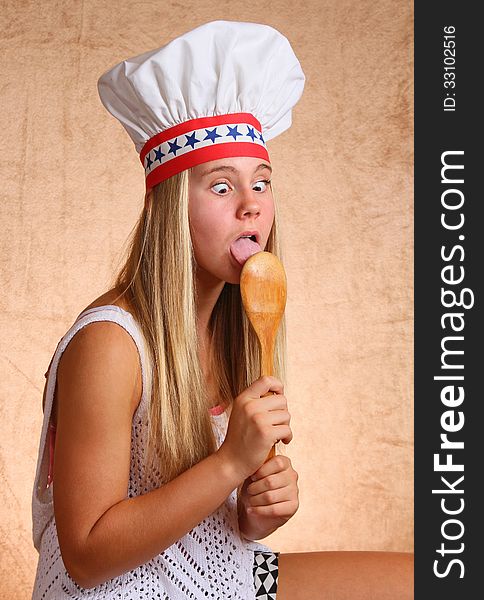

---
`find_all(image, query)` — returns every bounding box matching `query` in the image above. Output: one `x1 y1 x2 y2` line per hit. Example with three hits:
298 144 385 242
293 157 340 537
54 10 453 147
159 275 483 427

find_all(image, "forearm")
67 450 242 588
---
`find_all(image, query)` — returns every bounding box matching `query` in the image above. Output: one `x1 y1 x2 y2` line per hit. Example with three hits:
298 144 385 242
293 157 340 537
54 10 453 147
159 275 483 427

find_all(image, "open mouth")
230 233 262 266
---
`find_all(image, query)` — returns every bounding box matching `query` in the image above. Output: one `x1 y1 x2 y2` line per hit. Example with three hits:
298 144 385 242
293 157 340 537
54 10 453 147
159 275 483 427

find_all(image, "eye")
212 182 231 195
252 180 271 192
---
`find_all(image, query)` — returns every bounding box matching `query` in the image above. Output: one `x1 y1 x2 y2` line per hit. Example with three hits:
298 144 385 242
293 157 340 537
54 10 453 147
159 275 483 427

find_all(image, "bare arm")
53 322 242 589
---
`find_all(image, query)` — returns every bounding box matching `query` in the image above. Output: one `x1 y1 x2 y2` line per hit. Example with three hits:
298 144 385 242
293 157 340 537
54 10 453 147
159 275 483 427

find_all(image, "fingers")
273 424 293 445
227 377 292 476
248 470 293 496
240 391 288 415
236 376 288 418
249 413 291 448
250 394 289 415
247 500 299 518
248 387 291 446
246 457 299 512
248 485 292 507
247 375 284 397
251 456 294 482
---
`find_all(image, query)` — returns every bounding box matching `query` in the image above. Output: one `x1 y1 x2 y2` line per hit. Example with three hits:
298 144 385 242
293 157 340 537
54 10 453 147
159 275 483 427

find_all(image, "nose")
236 189 261 220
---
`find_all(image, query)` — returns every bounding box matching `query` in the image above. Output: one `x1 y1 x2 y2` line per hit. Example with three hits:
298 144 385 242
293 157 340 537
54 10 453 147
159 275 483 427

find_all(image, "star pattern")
168 138 182 156
247 126 257 141
226 125 242 140
204 127 222 143
184 132 200 149
144 122 266 173
154 147 165 162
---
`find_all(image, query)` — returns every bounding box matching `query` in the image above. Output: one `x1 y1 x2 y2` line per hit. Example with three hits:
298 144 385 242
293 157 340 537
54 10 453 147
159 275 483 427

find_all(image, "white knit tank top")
31 305 272 599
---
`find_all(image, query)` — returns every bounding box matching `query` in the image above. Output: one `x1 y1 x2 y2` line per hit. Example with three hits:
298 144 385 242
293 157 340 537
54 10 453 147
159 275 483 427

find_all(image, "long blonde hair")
110 169 286 482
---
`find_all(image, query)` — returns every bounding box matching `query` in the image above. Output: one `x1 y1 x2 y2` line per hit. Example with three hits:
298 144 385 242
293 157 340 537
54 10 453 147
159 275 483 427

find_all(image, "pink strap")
209 404 225 416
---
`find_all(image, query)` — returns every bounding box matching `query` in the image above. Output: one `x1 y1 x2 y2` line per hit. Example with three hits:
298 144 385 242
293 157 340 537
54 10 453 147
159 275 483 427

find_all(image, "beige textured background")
0 0 413 597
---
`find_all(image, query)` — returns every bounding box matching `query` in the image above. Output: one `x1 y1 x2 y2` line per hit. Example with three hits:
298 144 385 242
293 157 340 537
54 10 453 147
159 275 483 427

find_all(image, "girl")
32 21 412 600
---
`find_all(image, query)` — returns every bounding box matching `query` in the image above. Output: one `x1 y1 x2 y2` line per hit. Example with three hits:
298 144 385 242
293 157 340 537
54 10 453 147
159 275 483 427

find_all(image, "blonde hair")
110 169 286 483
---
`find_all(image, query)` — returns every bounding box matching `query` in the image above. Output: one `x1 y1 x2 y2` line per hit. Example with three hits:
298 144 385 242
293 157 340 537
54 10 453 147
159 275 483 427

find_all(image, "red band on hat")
145 142 270 191
140 113 263 166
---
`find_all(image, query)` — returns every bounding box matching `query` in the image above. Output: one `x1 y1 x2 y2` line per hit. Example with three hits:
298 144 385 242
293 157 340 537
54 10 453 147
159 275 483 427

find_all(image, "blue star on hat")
226 125 242 140
204 127 222 143
184 132 200 149
167 138 182 156
154 147 165 162
246 126 257 142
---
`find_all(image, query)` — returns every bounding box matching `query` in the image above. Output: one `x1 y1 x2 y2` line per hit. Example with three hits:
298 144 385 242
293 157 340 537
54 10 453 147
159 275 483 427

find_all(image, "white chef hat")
97 20 305 191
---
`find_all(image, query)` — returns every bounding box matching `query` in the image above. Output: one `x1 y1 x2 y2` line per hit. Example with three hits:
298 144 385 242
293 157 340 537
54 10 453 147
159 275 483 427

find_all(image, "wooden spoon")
240 251 287 462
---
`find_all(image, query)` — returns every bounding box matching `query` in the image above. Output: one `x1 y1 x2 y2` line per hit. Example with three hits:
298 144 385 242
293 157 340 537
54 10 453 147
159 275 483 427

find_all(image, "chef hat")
97 20 305 191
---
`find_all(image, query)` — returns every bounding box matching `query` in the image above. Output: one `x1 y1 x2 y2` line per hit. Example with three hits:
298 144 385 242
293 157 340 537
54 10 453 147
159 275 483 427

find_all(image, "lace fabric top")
31 305 272 599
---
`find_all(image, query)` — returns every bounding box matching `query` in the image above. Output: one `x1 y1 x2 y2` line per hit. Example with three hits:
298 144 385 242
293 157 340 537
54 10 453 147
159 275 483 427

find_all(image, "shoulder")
79 286 133 314
58 319 142 418
64 318 139 359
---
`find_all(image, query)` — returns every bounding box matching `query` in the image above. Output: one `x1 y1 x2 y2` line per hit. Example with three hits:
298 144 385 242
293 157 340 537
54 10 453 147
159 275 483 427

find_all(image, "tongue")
230 237 262 265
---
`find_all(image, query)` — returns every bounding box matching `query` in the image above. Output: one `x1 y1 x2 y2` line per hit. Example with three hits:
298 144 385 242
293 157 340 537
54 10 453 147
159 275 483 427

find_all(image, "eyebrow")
200 163 272 177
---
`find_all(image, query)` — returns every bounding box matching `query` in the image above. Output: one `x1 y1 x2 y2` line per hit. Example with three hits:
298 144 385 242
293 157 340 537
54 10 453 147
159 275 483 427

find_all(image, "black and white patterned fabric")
253 550 280 599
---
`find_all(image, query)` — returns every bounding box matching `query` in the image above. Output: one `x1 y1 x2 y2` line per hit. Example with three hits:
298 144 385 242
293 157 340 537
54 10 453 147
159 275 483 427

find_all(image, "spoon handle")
260 343 276 462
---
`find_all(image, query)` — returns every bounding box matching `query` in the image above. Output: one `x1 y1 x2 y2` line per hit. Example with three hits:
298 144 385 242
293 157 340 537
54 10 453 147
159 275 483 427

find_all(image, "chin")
224 274 242 285
214 258 244 285
216 265 242 286
194 262 241 287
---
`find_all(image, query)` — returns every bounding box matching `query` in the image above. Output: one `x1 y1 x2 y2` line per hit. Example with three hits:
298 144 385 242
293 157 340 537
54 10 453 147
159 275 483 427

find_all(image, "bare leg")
277 551 413 600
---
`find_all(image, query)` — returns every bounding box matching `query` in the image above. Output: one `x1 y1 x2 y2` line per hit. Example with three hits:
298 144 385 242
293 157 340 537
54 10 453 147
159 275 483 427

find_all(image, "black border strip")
415 3 481 597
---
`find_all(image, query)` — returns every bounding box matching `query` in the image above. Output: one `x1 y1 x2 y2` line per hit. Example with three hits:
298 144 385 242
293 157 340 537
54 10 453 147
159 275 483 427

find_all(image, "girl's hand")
218 376 292 481
238 455 299 541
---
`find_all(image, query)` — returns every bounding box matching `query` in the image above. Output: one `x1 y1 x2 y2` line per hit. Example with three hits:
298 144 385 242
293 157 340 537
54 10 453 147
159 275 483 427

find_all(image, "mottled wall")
0 0 413 596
